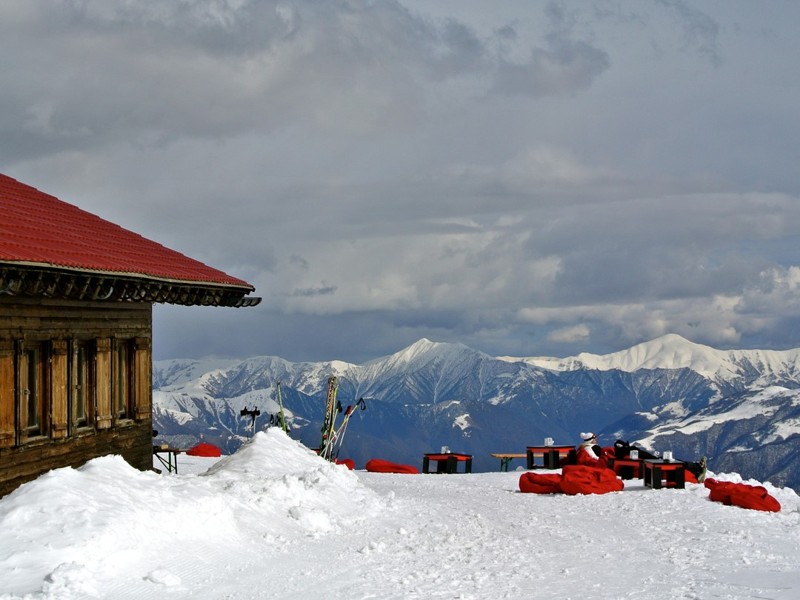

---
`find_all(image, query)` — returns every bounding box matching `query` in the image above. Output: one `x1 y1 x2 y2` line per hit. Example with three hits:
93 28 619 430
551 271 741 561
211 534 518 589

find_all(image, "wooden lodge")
0 173 260 496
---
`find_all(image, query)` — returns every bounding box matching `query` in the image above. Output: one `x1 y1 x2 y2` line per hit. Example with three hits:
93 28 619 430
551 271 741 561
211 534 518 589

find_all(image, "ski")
319 397 367 461
319 376 340 459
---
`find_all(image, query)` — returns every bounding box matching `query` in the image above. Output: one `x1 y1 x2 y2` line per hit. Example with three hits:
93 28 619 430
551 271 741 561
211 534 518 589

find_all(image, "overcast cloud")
3 0 800 362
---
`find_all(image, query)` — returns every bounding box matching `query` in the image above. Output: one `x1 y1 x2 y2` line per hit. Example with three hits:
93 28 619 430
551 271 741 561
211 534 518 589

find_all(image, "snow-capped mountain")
506 333 800 385
153 335 800 490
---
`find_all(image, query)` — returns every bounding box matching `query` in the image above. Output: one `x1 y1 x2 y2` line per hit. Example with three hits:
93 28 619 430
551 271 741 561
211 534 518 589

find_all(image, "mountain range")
152 334 800 490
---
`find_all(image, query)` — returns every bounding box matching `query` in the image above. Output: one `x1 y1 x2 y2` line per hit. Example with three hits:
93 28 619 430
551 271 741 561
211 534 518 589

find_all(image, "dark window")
114 339 134 421
21 342 48 438
73 340 95 428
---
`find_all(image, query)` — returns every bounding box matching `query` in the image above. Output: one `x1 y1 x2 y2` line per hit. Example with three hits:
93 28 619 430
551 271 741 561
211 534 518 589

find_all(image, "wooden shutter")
0 340 14 447
134 337 151 421
50 340 69 438
95 338 112 429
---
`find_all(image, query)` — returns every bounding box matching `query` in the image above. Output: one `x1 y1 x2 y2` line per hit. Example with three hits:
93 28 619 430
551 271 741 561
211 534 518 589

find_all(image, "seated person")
576 432 608 467
614 438 707 482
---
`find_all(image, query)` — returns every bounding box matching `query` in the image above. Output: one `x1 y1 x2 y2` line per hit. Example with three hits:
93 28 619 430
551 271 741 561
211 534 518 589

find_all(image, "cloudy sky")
3 0 800 363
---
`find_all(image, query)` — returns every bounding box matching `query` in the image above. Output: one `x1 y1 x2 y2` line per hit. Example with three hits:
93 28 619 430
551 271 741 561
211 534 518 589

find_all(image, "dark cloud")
290 284 338 298
4 0 800 362
655 0 722 65
492 2 610 96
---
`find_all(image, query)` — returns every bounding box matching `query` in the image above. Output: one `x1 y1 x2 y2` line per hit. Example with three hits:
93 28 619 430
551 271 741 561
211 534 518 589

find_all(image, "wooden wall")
0 425 153 497
0 297 151 338
0 297 154 497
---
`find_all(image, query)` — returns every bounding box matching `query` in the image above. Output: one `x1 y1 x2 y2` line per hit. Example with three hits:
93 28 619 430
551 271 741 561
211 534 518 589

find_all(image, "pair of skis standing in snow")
318 376 366 461
265 377 365 461
241 377 367 461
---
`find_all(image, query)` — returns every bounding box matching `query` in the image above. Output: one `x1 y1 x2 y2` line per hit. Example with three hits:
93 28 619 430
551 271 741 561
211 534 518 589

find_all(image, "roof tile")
0 173 253 290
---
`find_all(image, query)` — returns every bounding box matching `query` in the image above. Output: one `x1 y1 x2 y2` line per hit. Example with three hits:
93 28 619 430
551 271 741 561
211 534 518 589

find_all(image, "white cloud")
548 324 590 344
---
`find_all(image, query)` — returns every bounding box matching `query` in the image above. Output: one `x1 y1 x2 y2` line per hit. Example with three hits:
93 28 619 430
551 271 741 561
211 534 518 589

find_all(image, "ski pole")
275 381 289 434
332 398 366 458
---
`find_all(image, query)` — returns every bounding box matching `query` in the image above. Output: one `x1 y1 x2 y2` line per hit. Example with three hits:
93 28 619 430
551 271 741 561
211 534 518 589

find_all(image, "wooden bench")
490 453 527 472
153 445 181 474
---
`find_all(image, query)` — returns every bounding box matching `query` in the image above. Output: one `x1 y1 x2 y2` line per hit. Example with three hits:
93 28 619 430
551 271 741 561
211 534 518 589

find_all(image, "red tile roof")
0 173 254 291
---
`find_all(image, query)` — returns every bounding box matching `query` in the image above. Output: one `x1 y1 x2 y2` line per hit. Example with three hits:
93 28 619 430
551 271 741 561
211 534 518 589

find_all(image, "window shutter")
0 340 14 447
134 337 151 421
95 338 112 429
50 340 69 438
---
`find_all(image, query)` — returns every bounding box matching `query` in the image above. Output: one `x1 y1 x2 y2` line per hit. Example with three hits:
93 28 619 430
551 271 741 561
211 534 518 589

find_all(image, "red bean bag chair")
519 472 563 494
335 458 356 470
704 479 781 512
365 458 419 474
186 442 222 457
560 465 624 496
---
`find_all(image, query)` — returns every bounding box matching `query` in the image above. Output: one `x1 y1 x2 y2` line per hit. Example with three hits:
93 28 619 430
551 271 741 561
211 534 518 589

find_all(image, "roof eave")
0 259 254 292
0 264 261 308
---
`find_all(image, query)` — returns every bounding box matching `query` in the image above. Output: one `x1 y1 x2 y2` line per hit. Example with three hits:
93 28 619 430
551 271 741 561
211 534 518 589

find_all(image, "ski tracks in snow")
334 471 800 600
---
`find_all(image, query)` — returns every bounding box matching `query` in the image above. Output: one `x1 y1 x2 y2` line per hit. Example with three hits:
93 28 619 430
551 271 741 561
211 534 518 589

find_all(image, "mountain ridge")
501 333 800 383
152 334 800 490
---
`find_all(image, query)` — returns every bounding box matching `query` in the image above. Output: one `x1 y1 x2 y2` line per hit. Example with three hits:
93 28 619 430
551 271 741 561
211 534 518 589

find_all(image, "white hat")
580 432 595 441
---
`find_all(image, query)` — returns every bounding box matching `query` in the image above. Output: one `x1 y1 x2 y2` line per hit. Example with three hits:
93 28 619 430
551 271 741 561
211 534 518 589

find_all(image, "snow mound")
202 430 383 535
0 430 385 599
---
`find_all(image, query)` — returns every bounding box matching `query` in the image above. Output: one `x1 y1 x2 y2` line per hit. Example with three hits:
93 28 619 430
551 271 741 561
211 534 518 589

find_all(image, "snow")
159 408 194 426
453 413 470 431
372 338 475 375
2 430 800 600
642 387 800 442
503 333 800 381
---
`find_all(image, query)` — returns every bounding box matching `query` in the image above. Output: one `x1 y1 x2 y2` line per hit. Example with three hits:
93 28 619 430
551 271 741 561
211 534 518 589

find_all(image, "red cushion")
704 479 781 512
365 458 419 474
601 446 616 460
335 458 356 470
560 465 624 495
519 472 563 494
186 442 222 457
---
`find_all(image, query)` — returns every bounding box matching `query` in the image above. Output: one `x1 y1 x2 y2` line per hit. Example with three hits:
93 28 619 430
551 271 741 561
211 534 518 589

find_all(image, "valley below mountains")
153 334 800 490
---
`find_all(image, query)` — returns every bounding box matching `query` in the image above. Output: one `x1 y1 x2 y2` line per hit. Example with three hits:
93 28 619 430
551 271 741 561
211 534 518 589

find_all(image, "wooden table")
490 453 527 472
643 459 685 489
526 445 574 469
422 452 473 474
153 446 181 474
608 457 644 479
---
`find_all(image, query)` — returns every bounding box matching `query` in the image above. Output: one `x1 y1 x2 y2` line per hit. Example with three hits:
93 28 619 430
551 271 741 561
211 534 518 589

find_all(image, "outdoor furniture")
526 445 574 469
490 452 527 472
153 445 181 474
643 459 686 489
608 457 644 480
422 452 473 474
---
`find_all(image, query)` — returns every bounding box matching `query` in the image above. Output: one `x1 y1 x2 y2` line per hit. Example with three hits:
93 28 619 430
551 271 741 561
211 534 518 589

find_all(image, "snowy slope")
1 430 798 600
